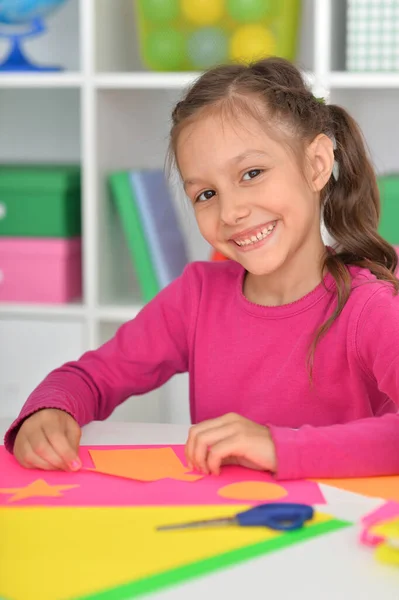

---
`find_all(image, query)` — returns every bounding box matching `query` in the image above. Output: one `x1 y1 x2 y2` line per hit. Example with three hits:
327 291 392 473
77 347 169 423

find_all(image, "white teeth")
234 222 276 246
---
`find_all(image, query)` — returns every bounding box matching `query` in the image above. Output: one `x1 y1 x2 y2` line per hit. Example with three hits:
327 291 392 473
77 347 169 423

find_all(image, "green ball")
145 29 186 70
227 0 274 22
187 27 228 69
138 0 180 23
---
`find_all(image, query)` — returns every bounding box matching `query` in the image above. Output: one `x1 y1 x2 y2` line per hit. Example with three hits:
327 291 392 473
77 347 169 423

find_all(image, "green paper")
75 518 351 600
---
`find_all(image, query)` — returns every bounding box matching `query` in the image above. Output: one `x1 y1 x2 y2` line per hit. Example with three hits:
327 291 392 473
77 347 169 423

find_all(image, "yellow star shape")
0 479 79 502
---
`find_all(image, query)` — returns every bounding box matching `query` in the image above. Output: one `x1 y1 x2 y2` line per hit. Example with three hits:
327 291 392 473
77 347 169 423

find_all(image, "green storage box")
377 174 399 245
0 164 81 238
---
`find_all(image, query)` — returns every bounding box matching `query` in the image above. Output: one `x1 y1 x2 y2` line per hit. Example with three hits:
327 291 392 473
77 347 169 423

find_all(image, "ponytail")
311 104 399 357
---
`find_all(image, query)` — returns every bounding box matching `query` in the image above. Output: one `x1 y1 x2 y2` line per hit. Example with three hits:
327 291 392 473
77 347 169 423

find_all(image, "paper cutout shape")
362 501 399 528
88 447 203 482
360 501 399 547
371 516 399 542
0 479 79 503
314 475 399 502
370 517 399 566
218 481 287 501
0 445 326 508
0 505 350 600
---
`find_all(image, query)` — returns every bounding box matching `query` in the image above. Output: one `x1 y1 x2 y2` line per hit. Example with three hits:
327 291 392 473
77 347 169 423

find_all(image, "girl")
5 57 399 480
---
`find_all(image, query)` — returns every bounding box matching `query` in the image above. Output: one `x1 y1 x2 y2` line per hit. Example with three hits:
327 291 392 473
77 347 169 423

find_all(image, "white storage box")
346 0 399 71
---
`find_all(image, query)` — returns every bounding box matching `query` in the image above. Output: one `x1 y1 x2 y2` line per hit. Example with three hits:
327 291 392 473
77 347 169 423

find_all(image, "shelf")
96 304 142 323
0 73 83 88
329 72 399 89
95 72 201 89
96 70 316 90
0 302 86 319
0 71 319 92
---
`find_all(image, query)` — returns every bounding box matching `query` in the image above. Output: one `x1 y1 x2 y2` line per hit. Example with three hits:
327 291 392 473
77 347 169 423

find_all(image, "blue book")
129 170 188 288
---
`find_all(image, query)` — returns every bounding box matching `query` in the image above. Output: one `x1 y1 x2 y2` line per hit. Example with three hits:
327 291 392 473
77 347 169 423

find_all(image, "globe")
0 0 70 71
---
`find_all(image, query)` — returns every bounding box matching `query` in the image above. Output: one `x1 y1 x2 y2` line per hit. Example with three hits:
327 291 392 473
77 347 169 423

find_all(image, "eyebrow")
183 149 270 190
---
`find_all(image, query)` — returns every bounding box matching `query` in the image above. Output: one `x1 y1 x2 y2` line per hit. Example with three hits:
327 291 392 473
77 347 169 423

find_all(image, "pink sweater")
4 260 399 480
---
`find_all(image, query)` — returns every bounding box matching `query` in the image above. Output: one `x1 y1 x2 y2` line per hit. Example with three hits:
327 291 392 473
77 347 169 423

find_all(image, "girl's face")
177 111 325 278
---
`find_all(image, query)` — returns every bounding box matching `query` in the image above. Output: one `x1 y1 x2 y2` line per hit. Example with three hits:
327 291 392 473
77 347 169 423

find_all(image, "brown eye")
243 169 262 181
197 190 215 202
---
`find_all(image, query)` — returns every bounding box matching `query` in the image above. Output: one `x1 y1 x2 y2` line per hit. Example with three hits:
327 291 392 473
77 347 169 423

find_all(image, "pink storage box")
0 237 82 304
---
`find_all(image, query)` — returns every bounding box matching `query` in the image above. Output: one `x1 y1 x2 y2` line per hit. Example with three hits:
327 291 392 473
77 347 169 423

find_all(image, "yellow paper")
370 516 399 540
375 543 399 566
0 505 332 600
370 517 399 567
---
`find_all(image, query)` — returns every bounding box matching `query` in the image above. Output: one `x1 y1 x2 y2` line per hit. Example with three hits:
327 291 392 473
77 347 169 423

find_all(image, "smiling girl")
6 57 399 480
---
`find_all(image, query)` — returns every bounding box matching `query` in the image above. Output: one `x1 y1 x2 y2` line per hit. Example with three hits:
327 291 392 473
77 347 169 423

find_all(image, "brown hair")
168 56 399 367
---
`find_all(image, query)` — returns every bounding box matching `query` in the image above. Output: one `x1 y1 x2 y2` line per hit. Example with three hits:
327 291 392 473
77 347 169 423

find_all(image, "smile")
232 221 277 247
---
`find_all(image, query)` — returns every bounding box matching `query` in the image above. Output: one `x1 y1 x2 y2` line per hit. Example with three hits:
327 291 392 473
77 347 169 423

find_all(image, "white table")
1 419 398 599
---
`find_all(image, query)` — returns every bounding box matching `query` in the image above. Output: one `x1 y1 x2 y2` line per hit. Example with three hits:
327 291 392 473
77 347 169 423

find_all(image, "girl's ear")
306 133 335 192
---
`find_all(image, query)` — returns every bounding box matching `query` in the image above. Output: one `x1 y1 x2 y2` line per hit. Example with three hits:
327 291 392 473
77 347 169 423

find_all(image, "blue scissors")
156 502 314 532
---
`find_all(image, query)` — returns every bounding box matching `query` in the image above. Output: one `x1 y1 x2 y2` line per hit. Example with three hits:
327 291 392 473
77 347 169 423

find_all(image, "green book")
109 171 159 303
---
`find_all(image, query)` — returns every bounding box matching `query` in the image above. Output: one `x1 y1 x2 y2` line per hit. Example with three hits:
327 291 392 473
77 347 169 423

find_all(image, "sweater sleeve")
269 286 399 481
3 264 194 453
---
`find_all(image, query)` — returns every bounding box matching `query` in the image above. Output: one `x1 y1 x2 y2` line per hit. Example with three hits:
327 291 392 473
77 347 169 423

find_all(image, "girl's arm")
269 413 399 480
270 286 399 480
4 265 194 452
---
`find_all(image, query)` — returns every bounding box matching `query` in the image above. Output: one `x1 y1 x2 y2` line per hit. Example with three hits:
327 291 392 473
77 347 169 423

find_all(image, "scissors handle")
236 502 314 531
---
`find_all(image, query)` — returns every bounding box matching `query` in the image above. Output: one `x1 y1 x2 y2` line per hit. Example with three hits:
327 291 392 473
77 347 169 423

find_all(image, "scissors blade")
157 516 237 531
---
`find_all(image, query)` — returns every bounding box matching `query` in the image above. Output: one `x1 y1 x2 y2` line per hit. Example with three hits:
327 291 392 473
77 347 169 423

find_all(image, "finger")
65 420 82 470
185 424 201 470
28 427 67 470
192 424 236 474
19 438 59 471
45 426 81 471
185 415 236 469
185 421 216 471
207 435 241 475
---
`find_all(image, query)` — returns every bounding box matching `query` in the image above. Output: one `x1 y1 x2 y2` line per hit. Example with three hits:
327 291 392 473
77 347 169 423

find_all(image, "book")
109 171 159 303
109 169 188 303
129 170 188 289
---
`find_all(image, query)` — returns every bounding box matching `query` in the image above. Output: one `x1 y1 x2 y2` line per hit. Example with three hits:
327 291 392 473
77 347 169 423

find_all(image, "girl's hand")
185 413 277 475
13 408 82 472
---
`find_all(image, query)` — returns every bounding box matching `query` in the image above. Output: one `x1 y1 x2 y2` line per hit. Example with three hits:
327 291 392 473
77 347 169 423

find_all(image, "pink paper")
0 445 325 507
362 501 399 527
360 501 399 546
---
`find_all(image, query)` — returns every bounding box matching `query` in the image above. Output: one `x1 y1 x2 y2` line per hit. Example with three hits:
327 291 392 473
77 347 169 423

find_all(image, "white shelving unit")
1 0 398 424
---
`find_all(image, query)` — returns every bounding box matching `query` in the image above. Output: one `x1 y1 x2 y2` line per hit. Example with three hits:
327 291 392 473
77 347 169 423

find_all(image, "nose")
219 191 250 226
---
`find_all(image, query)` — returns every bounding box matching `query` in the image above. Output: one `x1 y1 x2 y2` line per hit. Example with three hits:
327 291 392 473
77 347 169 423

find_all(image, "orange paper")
0 479 79 503
218 481 288 501
314 475 399 503
88 447 203 482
